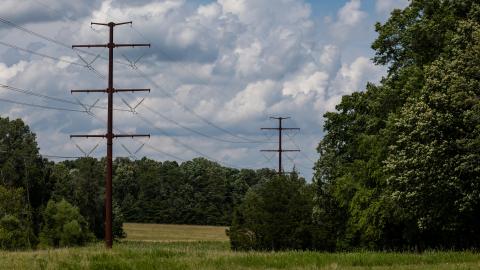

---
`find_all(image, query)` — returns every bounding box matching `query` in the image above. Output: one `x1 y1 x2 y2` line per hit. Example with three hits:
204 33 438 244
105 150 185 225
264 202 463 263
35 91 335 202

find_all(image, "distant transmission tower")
70 21 150 249
261 117 300 174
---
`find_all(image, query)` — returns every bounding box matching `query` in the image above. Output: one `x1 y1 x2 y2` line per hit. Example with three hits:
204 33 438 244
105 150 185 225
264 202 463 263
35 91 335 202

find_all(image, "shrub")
228 174 321 251
39 199 94 248
0 186 34 250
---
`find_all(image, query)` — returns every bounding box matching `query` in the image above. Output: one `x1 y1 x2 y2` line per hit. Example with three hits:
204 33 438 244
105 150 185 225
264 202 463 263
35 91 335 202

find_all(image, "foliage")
110 157 266 226
39 199 94 248
112 201 126 239
228 173 321 251
0 186 34 250
52 158 105 238
0 117 53 238
314 0 480 251
384 19 480 248
0 114 273 250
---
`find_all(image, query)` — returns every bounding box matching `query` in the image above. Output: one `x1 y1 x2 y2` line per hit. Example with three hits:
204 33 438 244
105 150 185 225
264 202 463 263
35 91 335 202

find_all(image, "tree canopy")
314 0 480 250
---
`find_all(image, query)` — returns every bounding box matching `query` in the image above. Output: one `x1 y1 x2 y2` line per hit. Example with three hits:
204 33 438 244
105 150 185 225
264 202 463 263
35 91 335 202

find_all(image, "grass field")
123 223 228 242
0 223 479 270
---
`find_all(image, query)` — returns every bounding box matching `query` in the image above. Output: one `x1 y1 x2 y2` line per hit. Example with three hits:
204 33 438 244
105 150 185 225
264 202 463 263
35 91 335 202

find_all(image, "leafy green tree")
0 117 53 236
314 0 480 250
39 199 94 248
385 19 480 249
112 200 126 239
53 158 104 238
0 186 34 250
229 174 319 251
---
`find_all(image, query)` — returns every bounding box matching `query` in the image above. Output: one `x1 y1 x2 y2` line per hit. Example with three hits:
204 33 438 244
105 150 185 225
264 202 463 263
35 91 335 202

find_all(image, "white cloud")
329 0 368 42
338 0 367 26
198 3 222 18
282 71 329 97
221 80 278 122
0 61 26 82
329 56 384 97
375 0 409 16
219 0 247 17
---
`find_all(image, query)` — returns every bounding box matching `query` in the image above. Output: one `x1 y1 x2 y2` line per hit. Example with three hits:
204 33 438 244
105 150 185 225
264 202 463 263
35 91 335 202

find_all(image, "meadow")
0 223 479 270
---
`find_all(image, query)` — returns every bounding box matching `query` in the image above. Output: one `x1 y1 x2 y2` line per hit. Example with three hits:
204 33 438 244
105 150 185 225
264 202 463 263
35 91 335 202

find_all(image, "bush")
228 174 322 251
0 215 32 250
39 199 94 248
113 201 126 239
0 186 34 250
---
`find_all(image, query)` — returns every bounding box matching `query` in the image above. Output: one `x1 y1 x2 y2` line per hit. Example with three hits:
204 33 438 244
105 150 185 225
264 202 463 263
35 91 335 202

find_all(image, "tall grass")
1 223 479 269
1 241 479 270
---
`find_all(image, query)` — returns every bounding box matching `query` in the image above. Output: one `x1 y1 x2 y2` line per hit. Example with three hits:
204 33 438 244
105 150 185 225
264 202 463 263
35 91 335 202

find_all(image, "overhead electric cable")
134 68 269 144
42 155 84 159
139 102 274 144
0 97 85 112
0 41 83 66
135 113 241 169
128 25 270 144
87 111 188 162
0 83 131 112
0 16 130 66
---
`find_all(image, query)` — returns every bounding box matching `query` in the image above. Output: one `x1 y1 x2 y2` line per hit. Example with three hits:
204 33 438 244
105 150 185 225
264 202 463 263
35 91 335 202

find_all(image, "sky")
0 0 410 180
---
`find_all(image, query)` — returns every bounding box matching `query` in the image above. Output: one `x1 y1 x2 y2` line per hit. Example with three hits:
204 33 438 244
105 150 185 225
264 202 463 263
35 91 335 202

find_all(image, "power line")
135 113 241 169
285 132 317 164
285 152 313 171
134 67 269 144
0 83 132 112
0 16 130 66
0 16 273 170
87 111 188 162
128 25 269 144
42 154 83 159
0 40 84 66
130 25 290 145
0 41 106 80
0 97 85 112
0 16 270 145
138 102 274 144
0 83 80 105
0 82 271 169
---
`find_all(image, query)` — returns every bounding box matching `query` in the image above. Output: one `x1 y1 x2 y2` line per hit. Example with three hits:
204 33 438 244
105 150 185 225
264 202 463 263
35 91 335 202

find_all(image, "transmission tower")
261 117 300 174
70 21 150 249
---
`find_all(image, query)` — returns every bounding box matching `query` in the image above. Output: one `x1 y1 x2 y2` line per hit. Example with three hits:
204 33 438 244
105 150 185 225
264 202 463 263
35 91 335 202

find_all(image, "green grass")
0 223 479 269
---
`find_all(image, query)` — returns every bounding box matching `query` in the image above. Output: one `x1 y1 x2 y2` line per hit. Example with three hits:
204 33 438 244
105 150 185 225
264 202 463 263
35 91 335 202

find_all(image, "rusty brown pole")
71 21 150 249
105 22 114 249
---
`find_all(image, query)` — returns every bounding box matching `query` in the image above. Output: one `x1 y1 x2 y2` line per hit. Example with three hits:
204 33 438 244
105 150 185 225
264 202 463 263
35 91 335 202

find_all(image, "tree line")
0 116 278 249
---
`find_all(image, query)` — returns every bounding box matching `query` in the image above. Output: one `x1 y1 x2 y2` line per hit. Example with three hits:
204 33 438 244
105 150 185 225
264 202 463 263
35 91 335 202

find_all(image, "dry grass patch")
123 223 229 242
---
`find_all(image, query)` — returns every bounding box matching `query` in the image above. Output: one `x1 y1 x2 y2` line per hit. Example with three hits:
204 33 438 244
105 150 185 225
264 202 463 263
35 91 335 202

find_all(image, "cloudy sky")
0 0 409 180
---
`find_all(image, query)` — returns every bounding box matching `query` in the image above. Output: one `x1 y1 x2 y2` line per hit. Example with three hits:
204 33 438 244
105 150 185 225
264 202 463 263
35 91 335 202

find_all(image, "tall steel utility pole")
70 21 150 249
261 117 300 174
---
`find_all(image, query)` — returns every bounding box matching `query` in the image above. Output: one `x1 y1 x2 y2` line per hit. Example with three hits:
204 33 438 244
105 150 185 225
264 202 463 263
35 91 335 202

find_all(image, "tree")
384 19 480 249
314 0 480 250
52 158 104 238
0 117 53 236
112 200 126 239
228 174 319 251
39 199 94 248
0 186 34 250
